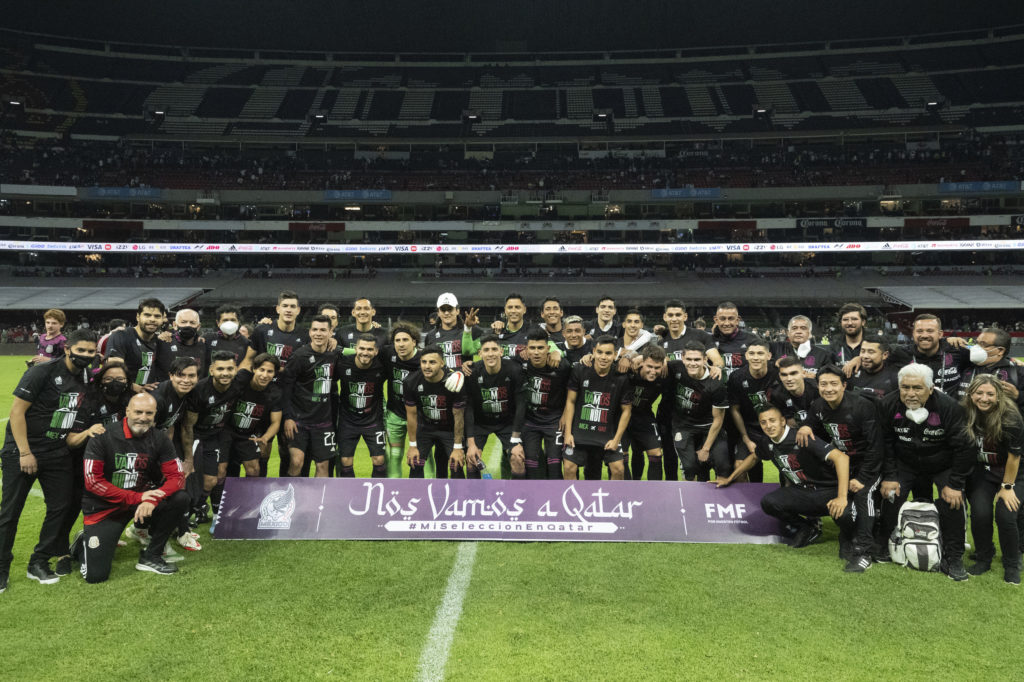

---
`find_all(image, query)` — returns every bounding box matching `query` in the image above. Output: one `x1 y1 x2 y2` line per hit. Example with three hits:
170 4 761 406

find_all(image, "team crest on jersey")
346 368 352 376
55 376 63 386
208 396 216 404
583 380 589 388
309 356 315 364
171 345 178 352
257 484 296 530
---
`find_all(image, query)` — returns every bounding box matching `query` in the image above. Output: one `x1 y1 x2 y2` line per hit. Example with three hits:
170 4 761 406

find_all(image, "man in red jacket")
77 393 188 582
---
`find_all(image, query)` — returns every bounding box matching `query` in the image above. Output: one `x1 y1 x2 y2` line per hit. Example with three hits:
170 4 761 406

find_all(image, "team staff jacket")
3 357 89 459
958 359 1024 407
279 345 340 427
82 419 184 524
662 362 728 430
465 358 524 433
756 426 840 490
890 341 971 396
801 392 884 486
878 389 976 490
153 333 205 383
769 341 834 376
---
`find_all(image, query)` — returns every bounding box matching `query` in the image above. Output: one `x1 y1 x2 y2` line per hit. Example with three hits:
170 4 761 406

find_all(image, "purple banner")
213 479 786 544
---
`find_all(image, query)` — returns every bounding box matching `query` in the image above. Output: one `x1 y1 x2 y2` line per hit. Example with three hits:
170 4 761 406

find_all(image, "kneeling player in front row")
77 394 190 582
717 405 857 570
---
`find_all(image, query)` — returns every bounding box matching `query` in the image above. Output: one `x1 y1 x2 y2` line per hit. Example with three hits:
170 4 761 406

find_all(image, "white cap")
436 292 459 308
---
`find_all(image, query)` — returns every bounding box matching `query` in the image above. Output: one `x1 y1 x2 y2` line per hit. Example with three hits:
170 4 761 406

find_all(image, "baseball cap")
436 292 459 308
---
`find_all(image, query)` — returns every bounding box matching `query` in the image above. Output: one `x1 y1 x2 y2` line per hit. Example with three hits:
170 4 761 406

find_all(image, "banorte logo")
411 245 418 252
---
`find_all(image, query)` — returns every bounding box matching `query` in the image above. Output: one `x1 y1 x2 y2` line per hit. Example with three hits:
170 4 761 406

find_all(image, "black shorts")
289 425 338 463
338 423 386 459
521 421 562 461
566 443 624 466
470 423 515 453
624 418 661 453
197 432 229 477
228 435 262 464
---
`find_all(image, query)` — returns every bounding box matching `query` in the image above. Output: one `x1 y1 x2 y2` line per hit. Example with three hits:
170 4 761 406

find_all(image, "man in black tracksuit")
878 363 977 581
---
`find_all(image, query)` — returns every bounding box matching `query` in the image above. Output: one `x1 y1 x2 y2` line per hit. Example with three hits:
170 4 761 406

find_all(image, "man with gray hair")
771 315 833 378
877 363 977 580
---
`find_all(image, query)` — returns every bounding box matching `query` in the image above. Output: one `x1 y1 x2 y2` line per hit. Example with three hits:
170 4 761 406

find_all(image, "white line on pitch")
416 541 479 682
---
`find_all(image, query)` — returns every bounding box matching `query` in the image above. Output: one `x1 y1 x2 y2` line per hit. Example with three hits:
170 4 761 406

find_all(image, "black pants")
81 490 190 584
880 466 967 561
849 474 880 556
0 452 72 573
968 468 1024 569
761 484 854 536
57 450 85 558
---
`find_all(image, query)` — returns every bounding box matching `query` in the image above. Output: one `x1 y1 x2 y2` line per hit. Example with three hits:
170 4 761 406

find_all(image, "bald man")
154 308 206 382
76 393 189 581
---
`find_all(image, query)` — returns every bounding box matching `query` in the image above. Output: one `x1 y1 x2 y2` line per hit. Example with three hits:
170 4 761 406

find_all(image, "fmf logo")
705 503 747 519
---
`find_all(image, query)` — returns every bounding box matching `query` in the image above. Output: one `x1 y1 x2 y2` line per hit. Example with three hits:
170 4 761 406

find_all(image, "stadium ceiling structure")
868 285 1024 311
0 287 203 311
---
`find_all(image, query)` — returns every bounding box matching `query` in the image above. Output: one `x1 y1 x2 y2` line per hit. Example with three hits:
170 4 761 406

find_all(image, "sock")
210 483 224 513
387 448 403 478
512 470 526 479
647 455 663 481
622 457 632 480
584 458 601 481
409 465 425 478
371 463 387 478
339 464 355 478
526 459 543 480
547 457 562 480
466 466 482 480
631 451 646 480
259 458 269 477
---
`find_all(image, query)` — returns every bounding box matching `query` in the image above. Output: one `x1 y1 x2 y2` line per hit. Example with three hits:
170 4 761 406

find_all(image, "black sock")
371 464 387 478
466 466 482 479
546 457 562 479
339 464 355 478
211 483 224 513
631 451 646 480
647 455 663 481
526 459 543 479
409 465 424 478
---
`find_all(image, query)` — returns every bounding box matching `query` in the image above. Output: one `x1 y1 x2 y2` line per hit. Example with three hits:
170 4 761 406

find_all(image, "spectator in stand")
29 309 68 367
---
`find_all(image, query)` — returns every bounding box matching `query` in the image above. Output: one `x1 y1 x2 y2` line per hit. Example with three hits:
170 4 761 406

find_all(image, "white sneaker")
176 532 202 552
124 524 151 547
162 543 184 563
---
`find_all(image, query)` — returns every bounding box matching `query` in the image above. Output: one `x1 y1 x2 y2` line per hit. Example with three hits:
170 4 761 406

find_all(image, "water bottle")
478 461 492 480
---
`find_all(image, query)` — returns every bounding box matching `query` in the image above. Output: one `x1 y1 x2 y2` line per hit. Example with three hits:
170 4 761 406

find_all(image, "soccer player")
29 308 67 367
556 315 593 365
831 303 868 367
429 292 482 370
769 357 820 427
464 335 525 479
337 334 388 478
666 342 730 481
716 405 854 562
0 328 97 591
562 335 632 480
279 315 340 478
957 327 1024 405
846 333 899 400
878 364 977 581
539 297 565 343
770 315 833 378
337 297 388 350
618 308 653 367
225 353 282 478
404 345 467 478
106 298 167 394
624 345 667 481
78 393 189 581
797 364 884 571
727 338 776 482
585 295 621 340
381 323 423 478
515 328 572 479
495 293 534 359
206 304 254 368
712 301 758 379
153 308 205 382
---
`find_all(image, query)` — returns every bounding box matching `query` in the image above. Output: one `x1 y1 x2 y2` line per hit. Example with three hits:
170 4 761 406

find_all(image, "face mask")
906 407 929 424
176 327 198 341
220 321 239 336
101 381 128 398
70 353 93 369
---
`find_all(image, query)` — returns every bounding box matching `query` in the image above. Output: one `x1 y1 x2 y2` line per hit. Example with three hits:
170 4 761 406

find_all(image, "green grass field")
0 355 1018 681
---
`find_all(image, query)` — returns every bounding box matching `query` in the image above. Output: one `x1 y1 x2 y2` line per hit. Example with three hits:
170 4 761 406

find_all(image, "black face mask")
101 381 128 399
176 327 198 341
70 353 94 369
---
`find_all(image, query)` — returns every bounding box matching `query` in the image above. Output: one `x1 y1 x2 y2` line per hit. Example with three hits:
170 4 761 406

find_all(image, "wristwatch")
1002 482 1015 490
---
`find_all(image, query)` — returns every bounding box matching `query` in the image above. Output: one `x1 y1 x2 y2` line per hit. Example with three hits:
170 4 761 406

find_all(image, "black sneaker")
135 556 178 575
54 555 72 577
790 523 822 549
193 507 211 525
0 572 8 594
844 555 872 573
26 561 60 585
967 560 991 576
942 558 969 582
1005 566 1021 586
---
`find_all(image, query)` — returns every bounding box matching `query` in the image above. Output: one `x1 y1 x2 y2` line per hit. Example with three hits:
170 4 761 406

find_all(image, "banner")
323 189 392 201
795 218 867 229
937 181 1022 194
651 188 722 199
83 187 163 199
213 478 785 544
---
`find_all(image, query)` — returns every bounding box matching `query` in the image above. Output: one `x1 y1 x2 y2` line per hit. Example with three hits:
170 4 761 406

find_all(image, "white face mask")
220 321 239 336
906 407 929 424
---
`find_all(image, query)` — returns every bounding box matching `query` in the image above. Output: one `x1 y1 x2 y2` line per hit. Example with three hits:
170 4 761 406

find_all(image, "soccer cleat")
124 524 151 547
54 555 72 577
162 544 185 563
0 572 8 594
789 523 822 549
844 555 872 573
193 507 211 525
135 556 178 575
26 561 60 585
1005 566 1021 586
967 560 991 576
942 558 969 582
176 532 202 551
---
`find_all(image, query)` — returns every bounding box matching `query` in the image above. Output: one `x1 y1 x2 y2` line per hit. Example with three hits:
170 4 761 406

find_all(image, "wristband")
510 437 522 444
452 444 463 449
408 441 417 447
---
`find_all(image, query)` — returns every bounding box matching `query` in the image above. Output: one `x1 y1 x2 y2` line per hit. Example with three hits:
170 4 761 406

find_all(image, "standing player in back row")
336 298 389 350
516 328 572 479
381 323 423 478
107 298 167 395
336 334 388 478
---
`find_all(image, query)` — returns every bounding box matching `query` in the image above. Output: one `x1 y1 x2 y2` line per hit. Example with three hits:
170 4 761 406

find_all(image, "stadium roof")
0 287 204 311
869 286 1024 310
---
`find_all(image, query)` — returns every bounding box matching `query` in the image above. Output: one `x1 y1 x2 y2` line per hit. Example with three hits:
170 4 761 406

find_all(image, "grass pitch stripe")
416 541 478 682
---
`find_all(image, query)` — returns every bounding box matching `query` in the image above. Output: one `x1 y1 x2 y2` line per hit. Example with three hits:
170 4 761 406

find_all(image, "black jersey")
465 359 523 431
497 323 539 360
541 323 565 344
768 379 819 424
975 420 1024 475
150 380 189 432
830 335 863 368
713 329 760 380
556 339 593 365
279 345 339 426
71 390 131 449
403 369 466 430
153 334 205 383
227 369 282 438
847 364 900 401
757 426 840 490
429 324 483 370
628 373 665 421
585 318 622 341
186 374 246 439
106 327 162 386
567 364 631 448
664 361 728 429
381 345 421 420
516 359 572 429
2 358 89 458
803 392 884 485
252 322 308 369
661 326 714 361
336 324 389 351
727 366 778 434
890 341 972 397
337 355 387 428
769 342 834 377
205 331 252 368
